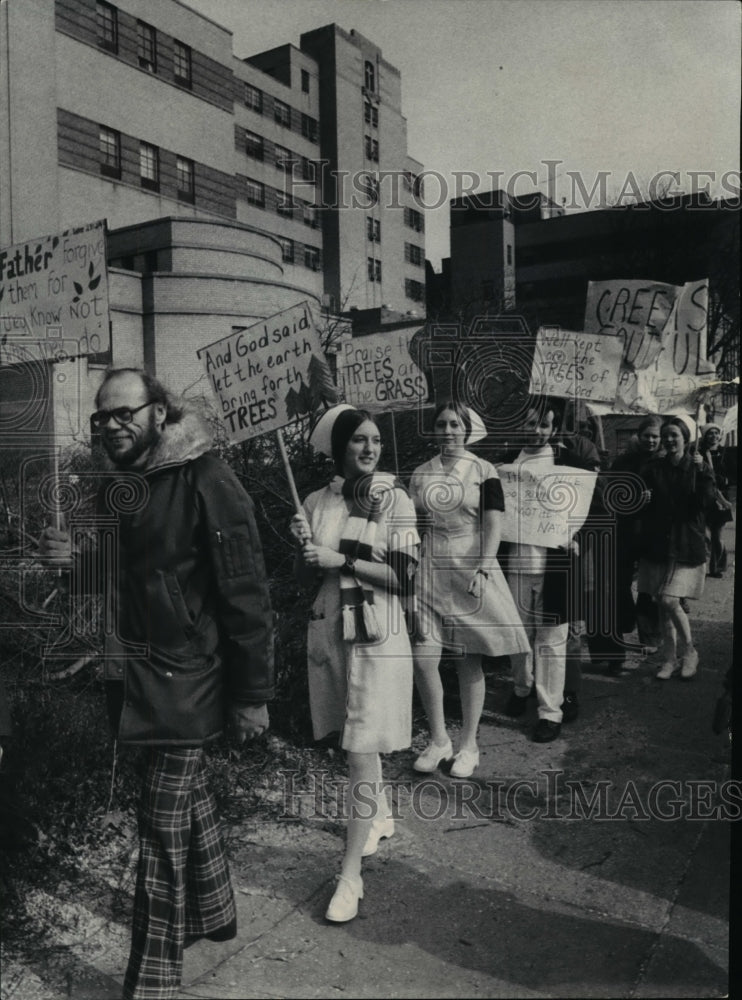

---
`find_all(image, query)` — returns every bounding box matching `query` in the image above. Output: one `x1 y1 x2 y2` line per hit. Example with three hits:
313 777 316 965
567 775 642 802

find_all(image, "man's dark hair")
526 395 563 432
95 367 184 424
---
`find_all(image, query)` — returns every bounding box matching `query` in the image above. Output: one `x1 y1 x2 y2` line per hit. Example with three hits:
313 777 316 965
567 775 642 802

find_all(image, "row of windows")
97 2 192 87
276 237 321 270
99 125 194 200
243 83 318 142
243 177 320 227
244 131 317 181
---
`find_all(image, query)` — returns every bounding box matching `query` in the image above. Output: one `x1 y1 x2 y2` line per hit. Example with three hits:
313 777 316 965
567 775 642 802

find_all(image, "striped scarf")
338 473 418 643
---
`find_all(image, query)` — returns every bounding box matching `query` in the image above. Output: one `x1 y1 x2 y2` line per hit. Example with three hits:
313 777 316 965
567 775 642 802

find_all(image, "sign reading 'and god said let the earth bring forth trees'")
197 301 338 444
0 219 109 366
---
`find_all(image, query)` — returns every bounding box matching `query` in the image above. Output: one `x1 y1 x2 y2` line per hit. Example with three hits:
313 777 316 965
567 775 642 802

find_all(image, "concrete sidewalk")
68 528 734 1000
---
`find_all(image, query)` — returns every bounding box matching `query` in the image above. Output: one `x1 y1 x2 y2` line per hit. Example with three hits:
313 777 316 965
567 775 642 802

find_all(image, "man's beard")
103 414 161 468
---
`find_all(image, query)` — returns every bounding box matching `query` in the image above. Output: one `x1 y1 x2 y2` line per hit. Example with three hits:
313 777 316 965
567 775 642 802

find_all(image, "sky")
186 0 741 268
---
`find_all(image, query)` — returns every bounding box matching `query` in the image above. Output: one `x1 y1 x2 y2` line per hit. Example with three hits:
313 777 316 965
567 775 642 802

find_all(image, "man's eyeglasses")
91 402 154 428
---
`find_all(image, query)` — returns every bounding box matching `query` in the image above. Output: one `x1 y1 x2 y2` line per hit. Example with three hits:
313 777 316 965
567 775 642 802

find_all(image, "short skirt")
636 559 705 600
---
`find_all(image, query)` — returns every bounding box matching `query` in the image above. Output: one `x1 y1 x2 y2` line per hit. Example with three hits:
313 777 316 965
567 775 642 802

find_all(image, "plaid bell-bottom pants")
123 748 236 1000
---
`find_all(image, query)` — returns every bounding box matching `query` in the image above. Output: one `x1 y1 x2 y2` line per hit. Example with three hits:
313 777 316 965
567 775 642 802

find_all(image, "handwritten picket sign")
530 328 624 403
337 327 428 410
0 219 109 366
498 462 597 549
583 279 678 370
615 279 717 413
197 301 337 443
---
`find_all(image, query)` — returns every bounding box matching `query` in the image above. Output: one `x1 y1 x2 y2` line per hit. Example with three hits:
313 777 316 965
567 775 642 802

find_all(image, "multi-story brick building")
0 0 425 434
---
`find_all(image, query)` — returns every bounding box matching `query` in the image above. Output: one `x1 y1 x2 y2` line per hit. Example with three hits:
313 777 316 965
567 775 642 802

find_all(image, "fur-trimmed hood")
145 403 213 471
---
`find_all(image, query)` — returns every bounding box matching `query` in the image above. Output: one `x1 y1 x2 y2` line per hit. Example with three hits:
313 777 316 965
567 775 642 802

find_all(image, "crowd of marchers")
4 365 728 1000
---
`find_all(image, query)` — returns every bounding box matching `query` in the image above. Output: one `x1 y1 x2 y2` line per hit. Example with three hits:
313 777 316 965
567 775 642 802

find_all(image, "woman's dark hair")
637 416 662 435
525 395 563 432
432 400 472 440
331 408 377 475
95 367 184 424
661 416 690 445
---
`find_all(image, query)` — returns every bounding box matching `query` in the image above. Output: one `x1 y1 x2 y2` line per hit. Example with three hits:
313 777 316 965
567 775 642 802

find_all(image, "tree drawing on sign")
71 262 102 304
284 354 338 420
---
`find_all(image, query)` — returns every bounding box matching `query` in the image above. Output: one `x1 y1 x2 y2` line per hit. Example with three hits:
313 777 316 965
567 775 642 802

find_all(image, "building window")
404 243 423 266
303 203 318 228
301 114 318 142
404 206 424 232
405 278 425 302
245 131 264 161
139 142 159 191
367 217 380 242
364 60 375 93
274 145 292 171
364 135 379 162
274 99 291 127
506 243 513 266
300 156 314 182
245 83 263 114
245 178 265 206
137 20 157 73
364 102 378 127
174 41 191 87
96 1 118 53
367 257 382 283
304 246 320 271
301 69 310 93
278 237 294 264
99 125 120 179
176 156 194 202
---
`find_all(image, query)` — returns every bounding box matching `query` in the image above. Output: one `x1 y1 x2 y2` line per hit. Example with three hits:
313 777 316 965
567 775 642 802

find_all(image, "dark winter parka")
96 409 274 746
638 453 716 567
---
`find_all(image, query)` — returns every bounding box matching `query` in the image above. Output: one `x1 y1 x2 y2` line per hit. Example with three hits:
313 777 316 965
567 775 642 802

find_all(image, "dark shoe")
185 918 237 949
561 691 579 723
505 690 530 717
533 719 561 743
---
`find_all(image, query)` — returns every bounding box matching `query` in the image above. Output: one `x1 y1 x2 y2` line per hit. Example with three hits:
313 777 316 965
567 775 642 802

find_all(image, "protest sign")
337 326 428 409
530 327 624 403
0 219 109 365
616 279 716 413
497 462 597 548
583 277 718 414
197 301 337 443
584 279 678 369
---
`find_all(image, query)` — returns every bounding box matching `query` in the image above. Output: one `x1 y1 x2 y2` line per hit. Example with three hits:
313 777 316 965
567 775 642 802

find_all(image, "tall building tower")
299 25 426 315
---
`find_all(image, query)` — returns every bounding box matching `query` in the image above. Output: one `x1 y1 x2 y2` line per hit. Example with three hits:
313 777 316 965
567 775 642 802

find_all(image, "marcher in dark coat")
601 416 663 664
637 416 716 681
40 368 274 1000
698 423 734 577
